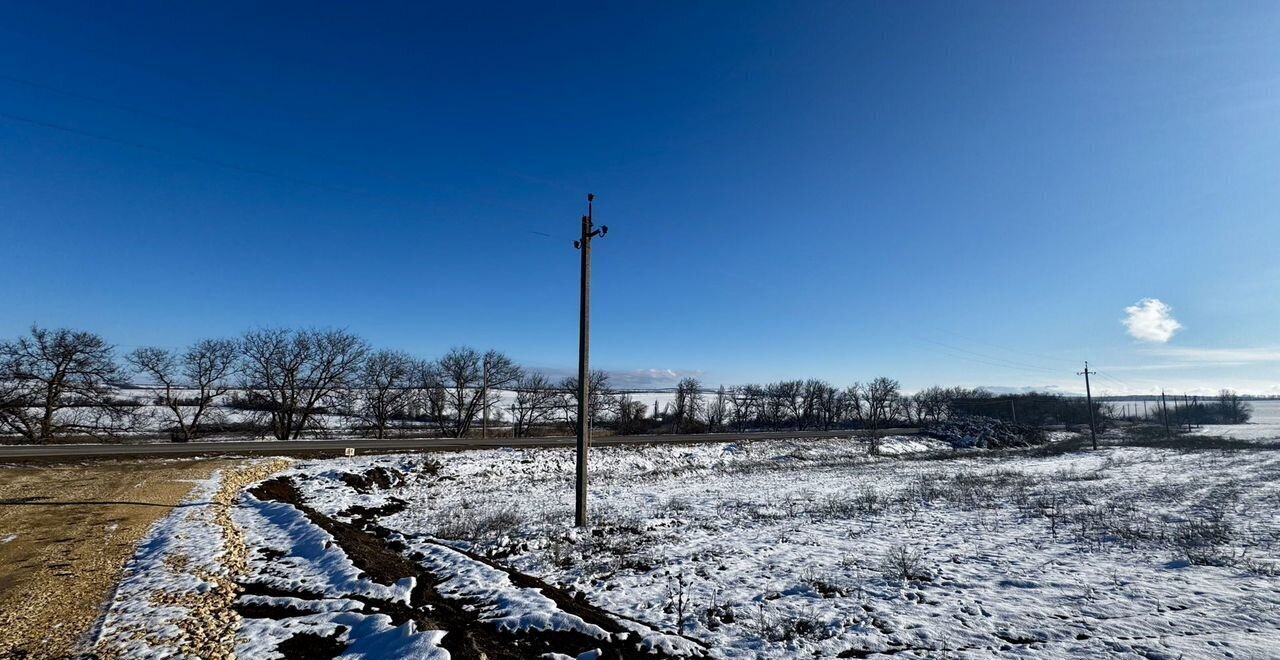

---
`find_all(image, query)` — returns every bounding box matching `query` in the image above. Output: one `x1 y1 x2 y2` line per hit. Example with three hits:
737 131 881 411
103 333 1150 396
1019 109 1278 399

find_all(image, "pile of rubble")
923 415 1047 449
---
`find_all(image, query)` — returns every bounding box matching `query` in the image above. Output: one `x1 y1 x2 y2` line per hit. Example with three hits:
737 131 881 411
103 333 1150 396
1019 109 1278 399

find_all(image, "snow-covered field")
96 434 1280 658
1198 400 1280 442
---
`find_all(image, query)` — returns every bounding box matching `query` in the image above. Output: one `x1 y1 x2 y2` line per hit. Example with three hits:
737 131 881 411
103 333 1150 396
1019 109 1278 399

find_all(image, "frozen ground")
96 434 1280 658
285 435 1280 658
1196 400 1280 442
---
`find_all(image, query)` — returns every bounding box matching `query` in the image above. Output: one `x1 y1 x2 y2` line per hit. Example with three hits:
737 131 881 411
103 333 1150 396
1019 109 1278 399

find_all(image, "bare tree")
703 385 729 431
1217 389 1252 425
0 326 128 443
729 384 763 431
356 350 415 439
842 384 866 427
412 359 448 434
862 376 901 431
891 394 913 426
511 372 559 437
912 386 949 424
672 377 704 433
427 347 521 438
239 328 369 440
127 339 238 441
813 381 841 430
773 380 804 430
560 369 612 425
611 393 649 435
761 382 790 429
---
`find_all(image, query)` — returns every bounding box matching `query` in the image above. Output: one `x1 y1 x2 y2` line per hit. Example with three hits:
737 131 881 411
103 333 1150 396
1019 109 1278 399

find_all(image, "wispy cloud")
607 368 703 389
1123 298 1182 343
1143 346 1280 365
530 366 701 390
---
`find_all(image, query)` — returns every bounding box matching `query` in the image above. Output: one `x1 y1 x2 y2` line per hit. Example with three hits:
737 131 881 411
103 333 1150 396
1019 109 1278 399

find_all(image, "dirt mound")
339 466 404 493
924 416 1047 449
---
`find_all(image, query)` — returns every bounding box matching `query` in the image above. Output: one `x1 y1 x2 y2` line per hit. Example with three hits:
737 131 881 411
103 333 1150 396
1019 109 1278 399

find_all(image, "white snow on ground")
94 461 446 659
1197 424 1280 441
288 463 705 654
408 540 610 639
231 489 447 659
875 435 951 455
235 612 447 660
1174 400 1280 443
289 436 1280 659
233 493 415 604
95 470 228 656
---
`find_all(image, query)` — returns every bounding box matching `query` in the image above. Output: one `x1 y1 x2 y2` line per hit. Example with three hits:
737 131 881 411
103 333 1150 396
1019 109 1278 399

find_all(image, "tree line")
0 325 648 443
0 325 1251 444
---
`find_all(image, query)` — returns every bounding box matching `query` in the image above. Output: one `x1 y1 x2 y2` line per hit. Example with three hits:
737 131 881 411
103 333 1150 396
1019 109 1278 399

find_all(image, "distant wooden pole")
1078 361 1098 450
1010 398 1017 425
1161 390 1172 439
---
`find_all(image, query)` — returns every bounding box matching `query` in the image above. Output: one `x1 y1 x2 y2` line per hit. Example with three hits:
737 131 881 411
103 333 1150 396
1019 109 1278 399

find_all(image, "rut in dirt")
245 475 706 660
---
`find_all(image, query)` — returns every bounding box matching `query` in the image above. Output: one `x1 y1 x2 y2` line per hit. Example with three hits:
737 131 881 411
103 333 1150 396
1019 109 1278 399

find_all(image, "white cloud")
1123 298 1182 343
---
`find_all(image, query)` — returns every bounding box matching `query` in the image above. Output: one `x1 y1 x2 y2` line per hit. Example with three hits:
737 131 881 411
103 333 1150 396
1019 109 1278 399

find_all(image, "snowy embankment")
288 435 1280 659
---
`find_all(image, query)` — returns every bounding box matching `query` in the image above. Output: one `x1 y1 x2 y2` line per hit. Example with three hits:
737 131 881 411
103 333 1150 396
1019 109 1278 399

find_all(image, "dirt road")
0 459 237 658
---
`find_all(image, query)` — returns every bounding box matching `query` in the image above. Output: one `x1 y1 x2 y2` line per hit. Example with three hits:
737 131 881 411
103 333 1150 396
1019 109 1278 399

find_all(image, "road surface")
0 429 915 461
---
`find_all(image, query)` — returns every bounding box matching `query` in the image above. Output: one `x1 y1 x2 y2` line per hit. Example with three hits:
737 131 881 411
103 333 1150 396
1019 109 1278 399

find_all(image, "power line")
937 330 1079 365
909 340 1064 377
0 72 298 155
909 336 1061 374
0 108 569 239
0 110 363 195
0 72 563 231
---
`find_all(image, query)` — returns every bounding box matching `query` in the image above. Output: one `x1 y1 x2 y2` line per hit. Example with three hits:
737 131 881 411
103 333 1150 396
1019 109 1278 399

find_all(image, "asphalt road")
0 428 916 461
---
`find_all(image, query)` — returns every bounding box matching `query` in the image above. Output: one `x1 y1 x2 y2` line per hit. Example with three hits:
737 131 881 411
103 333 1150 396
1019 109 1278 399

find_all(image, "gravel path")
0 459 237 658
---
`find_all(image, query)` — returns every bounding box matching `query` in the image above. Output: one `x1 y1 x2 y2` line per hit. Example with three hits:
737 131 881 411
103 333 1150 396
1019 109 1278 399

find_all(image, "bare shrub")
1172 514 1235 566
1242 558 1279 577
880 544 929 582
800 568 844 598
752 604 830 642
664 572 691 633
853 486 886 514
432 502 522 545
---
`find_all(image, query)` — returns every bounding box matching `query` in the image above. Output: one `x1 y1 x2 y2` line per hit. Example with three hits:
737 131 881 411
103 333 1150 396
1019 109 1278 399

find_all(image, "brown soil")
248 476 706 659
0 459 237 659
338 466 403 493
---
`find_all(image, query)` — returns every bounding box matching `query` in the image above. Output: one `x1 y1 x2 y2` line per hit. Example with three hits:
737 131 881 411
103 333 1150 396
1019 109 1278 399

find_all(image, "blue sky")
1 1 1278 395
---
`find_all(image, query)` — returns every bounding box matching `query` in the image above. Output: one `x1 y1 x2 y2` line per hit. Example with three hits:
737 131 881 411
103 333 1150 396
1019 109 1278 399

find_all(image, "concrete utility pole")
481 354 489 440
1078 361 1098 450
573 193 607 527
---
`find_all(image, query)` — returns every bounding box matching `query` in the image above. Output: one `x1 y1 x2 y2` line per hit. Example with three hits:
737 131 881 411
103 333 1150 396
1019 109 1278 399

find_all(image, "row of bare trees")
0 326 524 442
0 325 658 443
668 377 916 433
13 324 1173 444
